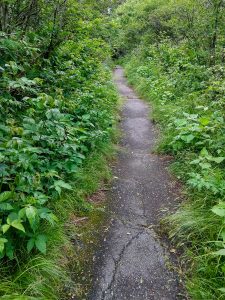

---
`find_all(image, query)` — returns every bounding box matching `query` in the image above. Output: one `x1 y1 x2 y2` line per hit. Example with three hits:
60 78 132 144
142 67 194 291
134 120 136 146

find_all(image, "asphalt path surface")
88 67 180 300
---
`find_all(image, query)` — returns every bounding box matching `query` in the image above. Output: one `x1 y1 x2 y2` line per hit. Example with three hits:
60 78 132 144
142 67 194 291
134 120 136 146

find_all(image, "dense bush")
0 0 118 261
114 0 225 299
0 1 122 298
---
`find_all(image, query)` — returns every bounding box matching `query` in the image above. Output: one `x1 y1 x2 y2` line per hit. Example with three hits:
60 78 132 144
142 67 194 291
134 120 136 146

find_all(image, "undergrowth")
123 49 225 299
0 140 117 299
123 48 225 299
0 0 121 297
112 0 225 298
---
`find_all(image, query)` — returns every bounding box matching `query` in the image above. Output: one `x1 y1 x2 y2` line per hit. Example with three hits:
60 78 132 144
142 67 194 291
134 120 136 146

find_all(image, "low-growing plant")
0 5 118 261
114 0 225 296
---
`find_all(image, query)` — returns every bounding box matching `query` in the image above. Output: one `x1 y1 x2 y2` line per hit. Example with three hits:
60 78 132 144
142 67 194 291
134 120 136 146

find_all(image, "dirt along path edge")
88 67 183 300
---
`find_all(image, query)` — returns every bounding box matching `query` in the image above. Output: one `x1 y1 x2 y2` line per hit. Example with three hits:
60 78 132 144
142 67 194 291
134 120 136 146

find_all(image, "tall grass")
123 47 225 299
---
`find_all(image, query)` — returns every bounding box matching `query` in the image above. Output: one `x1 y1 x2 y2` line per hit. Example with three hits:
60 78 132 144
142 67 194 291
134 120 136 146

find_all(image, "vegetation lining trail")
113 1 225 298
0 1 120 298
88 67 182 300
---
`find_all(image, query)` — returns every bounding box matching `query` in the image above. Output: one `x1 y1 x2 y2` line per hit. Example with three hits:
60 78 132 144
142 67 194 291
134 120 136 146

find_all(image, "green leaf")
25 206 38 231
53 180 72 195
2 224 10 234
200 147 209 157
181 134 195 143
0 238 8 243
214 249 225 256
0 125 10 133
5 244 14 260
199 117 210 126
213 157 225 164
190 159 201 165
0 191 13 202
218 288 225 293
55 185 61 195
18 208 26 219
175 118 187 127
0 203 13 211
11 220 25 233
0 238 8 253
212 205 225 217
199 162 211 169
35 234 47 254
27 238 35 253
39 208 58 225
7 212 18 224
54 180 72 190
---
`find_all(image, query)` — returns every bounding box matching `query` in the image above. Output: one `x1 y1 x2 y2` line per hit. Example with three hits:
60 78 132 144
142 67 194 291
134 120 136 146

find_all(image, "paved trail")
88 67 180 300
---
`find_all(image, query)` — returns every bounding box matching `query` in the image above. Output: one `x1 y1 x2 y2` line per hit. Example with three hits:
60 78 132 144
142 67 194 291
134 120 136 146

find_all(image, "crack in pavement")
100 230 145 300
108 213 156 232
88 67 181 300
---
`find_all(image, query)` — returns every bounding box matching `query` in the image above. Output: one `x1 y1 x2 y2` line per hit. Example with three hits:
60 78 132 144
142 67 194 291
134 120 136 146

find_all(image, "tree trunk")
0 3 9 32
209 0 223 65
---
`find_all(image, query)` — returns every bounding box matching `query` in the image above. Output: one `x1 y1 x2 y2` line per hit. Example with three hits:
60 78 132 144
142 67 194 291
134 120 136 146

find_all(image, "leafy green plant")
0 0 119 259
114 0 225 298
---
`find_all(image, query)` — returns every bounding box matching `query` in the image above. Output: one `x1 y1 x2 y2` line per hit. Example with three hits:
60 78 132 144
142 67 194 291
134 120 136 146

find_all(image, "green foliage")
0 142 116 299
0 0 123 298
0 0 119 261
0 1 120 299
114 0 225 298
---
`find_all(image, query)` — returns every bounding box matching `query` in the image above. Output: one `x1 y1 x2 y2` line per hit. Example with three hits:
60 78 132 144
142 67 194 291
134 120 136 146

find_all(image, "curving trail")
88 67 181 300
